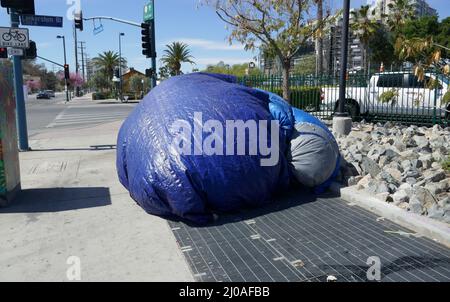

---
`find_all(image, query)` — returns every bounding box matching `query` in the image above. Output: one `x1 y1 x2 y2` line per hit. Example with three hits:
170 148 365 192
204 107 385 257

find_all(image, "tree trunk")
317 0 324 75
282 59 291 103
363 46 368 75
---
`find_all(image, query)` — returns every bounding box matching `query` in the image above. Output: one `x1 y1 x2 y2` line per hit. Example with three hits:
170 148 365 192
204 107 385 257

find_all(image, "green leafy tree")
129 74 150 99
204 61 262 77
202 0 331 102
399 16 450 58
89 71 111 92
161 42 195 76
292 54 316 75
435 17 450 57
368 27 397 69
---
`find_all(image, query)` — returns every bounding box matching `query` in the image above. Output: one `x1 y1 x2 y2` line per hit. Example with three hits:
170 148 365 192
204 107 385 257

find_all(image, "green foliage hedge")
92 92 115 100
268 86 322 111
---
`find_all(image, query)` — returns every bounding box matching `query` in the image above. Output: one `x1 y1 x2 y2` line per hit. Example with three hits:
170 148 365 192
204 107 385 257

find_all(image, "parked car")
36 91 51 99
322 72 450 120
45 90 55 98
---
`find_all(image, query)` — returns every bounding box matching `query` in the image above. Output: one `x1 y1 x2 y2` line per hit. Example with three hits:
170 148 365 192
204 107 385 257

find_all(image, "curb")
329 182 450 248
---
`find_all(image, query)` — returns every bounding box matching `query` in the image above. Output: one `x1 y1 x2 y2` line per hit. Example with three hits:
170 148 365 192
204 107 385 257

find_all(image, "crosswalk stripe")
47 111 130 128
56 114 127 121
57 113 129 119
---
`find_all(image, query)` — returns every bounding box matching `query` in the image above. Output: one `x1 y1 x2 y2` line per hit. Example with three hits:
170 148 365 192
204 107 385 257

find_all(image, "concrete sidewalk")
0 120 193 282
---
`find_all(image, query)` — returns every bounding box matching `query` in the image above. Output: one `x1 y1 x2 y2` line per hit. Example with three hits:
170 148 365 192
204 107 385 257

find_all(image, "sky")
0 0 448 74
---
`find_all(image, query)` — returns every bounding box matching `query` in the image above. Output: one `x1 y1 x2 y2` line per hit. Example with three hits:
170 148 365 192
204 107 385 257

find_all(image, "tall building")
369 0 437 20
259 43 315 75
323 0 438 75
320 9 367 75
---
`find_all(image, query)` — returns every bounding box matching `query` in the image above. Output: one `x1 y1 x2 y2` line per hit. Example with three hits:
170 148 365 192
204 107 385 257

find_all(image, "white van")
322 72 449 120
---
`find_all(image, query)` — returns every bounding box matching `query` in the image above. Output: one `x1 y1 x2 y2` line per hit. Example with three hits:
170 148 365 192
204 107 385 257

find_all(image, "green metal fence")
238 72 450 126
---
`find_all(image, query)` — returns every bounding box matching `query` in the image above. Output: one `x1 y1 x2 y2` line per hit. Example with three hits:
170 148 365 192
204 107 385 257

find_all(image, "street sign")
0 27 29 48
143 0 154 22
20 14 63 28
7 48 23 56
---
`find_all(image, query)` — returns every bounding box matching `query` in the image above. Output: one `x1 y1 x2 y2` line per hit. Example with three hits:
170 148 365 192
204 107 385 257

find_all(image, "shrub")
379 89 399 105
92 92 107 100
269 86 322 111
443 156 450 172
443 90 450 105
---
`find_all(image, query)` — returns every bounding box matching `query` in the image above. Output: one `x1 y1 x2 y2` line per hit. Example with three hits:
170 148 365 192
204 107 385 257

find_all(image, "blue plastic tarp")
117 73 291 224
117 73 340 224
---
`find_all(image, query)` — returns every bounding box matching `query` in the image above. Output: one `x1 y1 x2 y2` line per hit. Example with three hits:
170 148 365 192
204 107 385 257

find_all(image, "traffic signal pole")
150 19 156 89
10 9 30 151
82 13 158 89
57 35 69 103
73 22 79 97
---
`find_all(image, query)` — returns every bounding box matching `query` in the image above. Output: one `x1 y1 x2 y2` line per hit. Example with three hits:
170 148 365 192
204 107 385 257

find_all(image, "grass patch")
443 156 450 172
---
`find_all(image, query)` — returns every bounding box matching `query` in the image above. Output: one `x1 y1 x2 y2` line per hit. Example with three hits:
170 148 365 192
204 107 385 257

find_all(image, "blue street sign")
20 15 63 28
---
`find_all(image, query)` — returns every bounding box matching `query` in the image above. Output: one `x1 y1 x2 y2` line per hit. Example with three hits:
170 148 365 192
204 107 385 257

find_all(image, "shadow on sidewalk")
173 187 339 227
97 101 140 105
0 187 112 213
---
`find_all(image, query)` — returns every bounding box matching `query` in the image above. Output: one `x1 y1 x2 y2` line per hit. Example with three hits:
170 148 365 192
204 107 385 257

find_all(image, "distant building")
122 68 145 95
260 0 437 76
322 0 437 75
259 43 315 75
369 0 437 20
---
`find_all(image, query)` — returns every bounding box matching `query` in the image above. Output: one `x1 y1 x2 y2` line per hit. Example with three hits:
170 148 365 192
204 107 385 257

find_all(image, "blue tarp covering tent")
117 73 340 224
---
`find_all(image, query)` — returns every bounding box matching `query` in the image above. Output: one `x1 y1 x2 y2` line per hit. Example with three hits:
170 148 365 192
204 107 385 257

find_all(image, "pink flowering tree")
69 72 85 87
56 71 85 88
25 79 41 92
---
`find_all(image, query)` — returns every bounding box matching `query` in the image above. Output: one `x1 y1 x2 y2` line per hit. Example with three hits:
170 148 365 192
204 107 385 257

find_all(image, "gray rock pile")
334 121 450 224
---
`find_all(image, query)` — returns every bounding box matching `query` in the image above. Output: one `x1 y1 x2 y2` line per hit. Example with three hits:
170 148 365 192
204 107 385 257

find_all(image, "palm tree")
314 0 324 75
92 51 127 81
351 5 380 74
386 0 415 32
161 42 195 76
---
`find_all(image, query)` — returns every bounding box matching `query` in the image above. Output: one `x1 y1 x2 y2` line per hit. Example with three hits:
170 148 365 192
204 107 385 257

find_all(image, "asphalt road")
25 92 137 137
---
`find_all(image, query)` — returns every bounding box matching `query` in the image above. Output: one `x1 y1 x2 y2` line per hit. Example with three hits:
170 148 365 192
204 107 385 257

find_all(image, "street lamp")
57 35 69 103
119 32 125 101
332 0 352 135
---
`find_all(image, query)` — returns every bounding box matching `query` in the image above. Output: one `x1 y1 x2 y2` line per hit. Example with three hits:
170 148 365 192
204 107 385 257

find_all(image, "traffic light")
114 66 120 79
1 0 35 14
0 48 7 59
64 64 70 80
22 40 36 60
141 22 155 58
74 11 83 31
145 68 154 78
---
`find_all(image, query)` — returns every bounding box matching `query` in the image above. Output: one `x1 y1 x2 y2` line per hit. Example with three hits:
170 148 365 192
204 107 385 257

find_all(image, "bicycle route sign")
0 27 29 48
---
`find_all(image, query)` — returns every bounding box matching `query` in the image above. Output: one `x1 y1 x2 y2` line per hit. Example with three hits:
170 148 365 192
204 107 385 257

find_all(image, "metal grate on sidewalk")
169 189 450 282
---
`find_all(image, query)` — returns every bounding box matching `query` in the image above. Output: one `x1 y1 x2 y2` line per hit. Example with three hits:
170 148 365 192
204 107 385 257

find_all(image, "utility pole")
151 20 157 89
85 54 91 84
78 41 86 82
57 35 69 103
119 33 125 101
332 0 352 135
73 22 79 97
10 9 29 151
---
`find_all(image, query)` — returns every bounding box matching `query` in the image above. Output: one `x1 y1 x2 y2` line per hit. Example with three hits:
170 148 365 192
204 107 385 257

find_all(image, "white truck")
321 72 450 120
